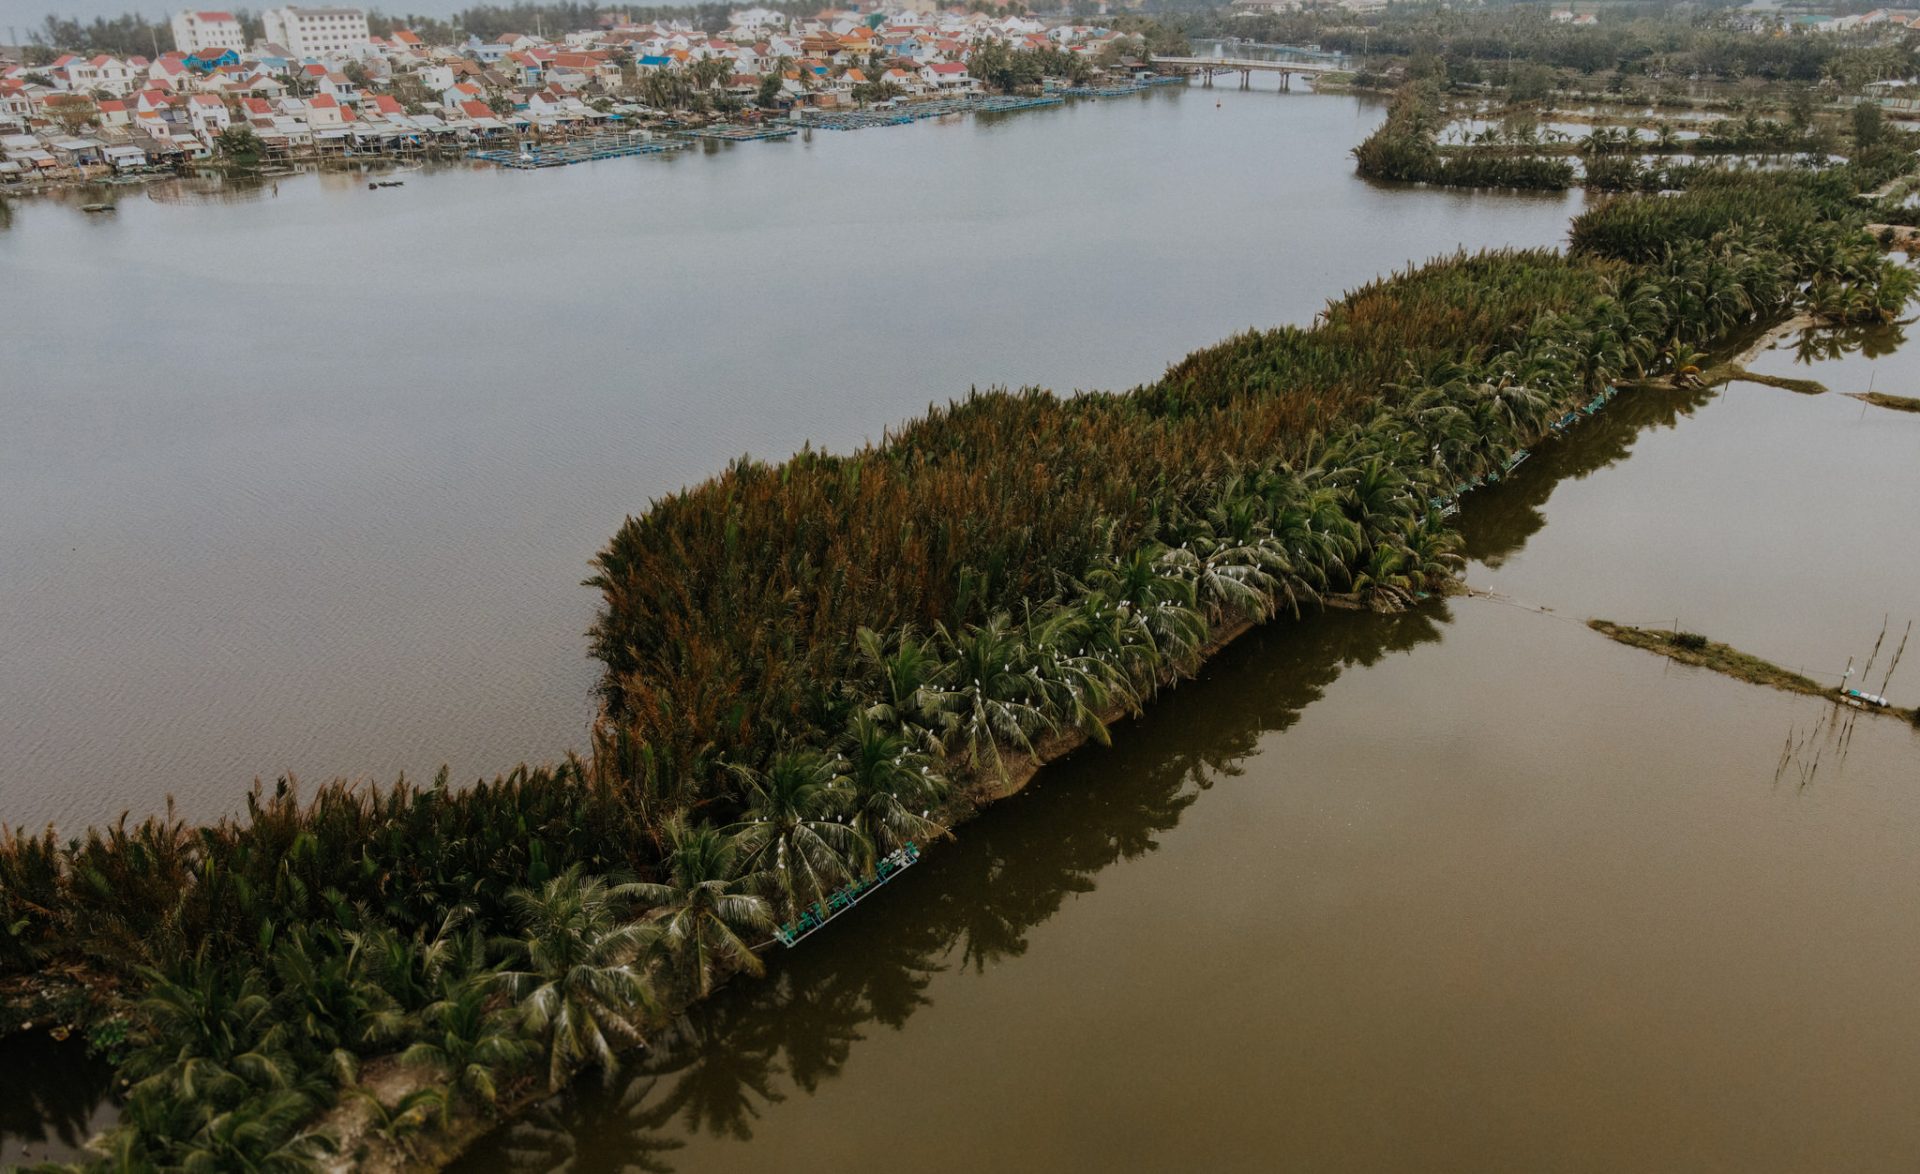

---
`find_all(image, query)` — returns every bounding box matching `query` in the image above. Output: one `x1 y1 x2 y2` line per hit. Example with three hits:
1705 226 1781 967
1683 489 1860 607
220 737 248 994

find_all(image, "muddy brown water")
7 84 1920 1172
441 334 1920 1172
0 84 1578 835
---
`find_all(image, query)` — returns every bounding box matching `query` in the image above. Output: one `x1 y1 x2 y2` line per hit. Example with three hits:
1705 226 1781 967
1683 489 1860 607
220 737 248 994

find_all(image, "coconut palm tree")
854 625 948 754
833 715 947 865
269 924 398 1080
497 868 658 1092
929 613 1054 779
1084 546 1209 679
1328 455 1418 554
343 908 470 1020
124 949 295 1111
1020 599 1135 737
172 1089 337 1173
351 1085 443 1157
632 816 771 1000
399 974 528 1120
1348 542 1421 612
730 749 863 922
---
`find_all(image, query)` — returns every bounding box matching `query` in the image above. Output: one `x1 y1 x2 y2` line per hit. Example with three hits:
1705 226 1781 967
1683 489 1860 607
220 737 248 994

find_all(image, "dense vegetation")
3 147 1913 1172
1354 82 1575 190
1357 77 1916 197
1187 4 1919 89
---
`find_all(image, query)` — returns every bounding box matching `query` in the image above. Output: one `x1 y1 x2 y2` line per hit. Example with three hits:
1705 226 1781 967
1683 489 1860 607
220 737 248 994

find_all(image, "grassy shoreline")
1588 620 1916 722
1849 390 1920 413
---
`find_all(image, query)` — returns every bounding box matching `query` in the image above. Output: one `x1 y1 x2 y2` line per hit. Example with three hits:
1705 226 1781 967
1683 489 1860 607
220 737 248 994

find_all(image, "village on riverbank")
0 3 1197 186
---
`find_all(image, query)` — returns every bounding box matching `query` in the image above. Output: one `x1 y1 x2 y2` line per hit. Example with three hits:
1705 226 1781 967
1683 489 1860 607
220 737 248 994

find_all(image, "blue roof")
639 55 670 66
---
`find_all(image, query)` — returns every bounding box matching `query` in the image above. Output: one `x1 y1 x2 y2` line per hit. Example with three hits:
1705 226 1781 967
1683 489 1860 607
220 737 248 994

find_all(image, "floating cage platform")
471 135 691 168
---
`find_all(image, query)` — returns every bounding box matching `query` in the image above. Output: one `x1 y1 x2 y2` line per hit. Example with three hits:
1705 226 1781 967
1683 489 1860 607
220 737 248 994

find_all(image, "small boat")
80 203 115 213
1839 686 1892 709
775 843 921 947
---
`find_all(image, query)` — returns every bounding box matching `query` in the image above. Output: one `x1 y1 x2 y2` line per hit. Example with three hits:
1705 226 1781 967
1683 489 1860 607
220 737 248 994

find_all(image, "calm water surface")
7 83 1919 1172
0 84 1581 832
447 327 1920 1172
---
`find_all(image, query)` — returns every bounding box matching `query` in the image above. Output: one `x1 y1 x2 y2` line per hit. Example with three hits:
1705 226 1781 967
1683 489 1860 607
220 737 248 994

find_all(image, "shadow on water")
1 371 1784 1169
453 606 1451 1174
142 175 282 206
0 1032 119 1167
1462 380 1717 569
1787 319 1908 366
446 377 1762 1173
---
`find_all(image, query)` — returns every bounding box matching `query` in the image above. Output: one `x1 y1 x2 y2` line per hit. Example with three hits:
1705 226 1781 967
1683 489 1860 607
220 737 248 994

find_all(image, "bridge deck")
1150 55 1344 74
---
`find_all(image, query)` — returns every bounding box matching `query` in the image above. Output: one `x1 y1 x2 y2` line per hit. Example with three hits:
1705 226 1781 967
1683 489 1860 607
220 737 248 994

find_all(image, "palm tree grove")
3 50 1919 1171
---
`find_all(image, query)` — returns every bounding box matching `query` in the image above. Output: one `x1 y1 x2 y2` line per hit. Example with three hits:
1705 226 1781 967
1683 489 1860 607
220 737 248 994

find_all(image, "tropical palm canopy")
2 141 1915 1170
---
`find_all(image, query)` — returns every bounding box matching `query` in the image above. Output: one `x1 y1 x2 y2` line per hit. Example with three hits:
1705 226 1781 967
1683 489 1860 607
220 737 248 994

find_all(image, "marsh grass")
1589 620 1917 722
1848 391 1920 412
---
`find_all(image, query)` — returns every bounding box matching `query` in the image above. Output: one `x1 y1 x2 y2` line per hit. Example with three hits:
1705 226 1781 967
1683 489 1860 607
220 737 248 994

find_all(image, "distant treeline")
1179 4 1919 86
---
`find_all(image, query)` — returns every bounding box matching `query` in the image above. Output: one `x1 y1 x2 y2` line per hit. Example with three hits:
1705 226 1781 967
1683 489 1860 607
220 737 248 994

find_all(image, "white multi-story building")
261 6 370 57
170 10 247 54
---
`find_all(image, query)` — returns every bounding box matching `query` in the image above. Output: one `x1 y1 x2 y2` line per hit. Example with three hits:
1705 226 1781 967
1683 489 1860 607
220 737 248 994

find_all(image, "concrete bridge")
1150 55 1345 91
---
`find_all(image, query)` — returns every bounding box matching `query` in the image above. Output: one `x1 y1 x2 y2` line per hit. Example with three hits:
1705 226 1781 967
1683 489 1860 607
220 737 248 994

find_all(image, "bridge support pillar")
1239 69 1250 89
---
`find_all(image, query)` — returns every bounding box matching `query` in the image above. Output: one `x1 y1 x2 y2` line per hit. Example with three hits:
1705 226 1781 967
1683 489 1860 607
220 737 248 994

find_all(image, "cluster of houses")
0 3 1152 182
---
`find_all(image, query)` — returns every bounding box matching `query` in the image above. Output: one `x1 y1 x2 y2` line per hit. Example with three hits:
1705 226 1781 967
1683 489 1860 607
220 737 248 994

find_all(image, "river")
6 80 1920 1171
0 82 1581 834
442 329 1920 1174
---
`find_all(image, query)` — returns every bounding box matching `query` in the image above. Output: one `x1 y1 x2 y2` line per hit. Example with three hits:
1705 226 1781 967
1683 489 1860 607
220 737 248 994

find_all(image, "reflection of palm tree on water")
452 348 1861 1170
454 607 1450 1174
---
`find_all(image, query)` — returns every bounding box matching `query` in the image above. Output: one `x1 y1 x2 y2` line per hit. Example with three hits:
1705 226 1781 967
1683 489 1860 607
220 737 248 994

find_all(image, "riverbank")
0 79 1182 199
4 123 1913 1174
1588 620 1915 723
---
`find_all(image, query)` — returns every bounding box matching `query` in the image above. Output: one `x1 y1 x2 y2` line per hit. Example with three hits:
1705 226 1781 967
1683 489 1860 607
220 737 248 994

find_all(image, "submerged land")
1589 620 1918 724
1850 389 1920 411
